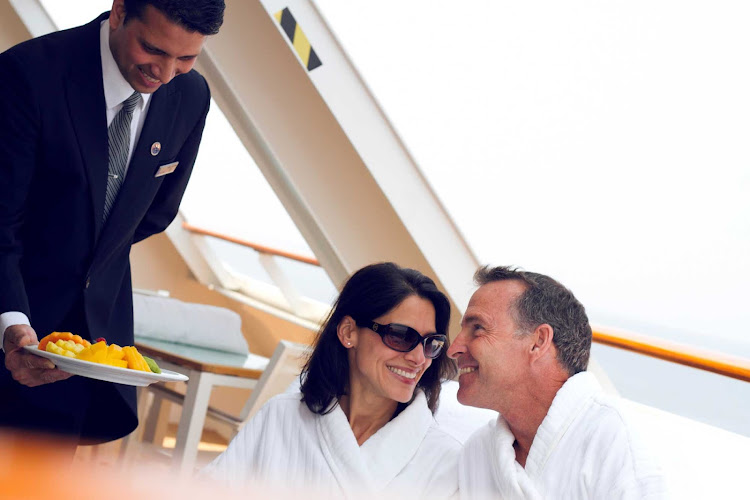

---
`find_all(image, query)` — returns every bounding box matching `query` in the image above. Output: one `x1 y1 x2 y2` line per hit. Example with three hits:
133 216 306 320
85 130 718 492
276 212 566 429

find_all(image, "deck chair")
140 339 308 442
217 339 308 436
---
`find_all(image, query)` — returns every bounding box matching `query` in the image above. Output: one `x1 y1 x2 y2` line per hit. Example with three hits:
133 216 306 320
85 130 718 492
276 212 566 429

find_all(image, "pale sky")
314 0 750 350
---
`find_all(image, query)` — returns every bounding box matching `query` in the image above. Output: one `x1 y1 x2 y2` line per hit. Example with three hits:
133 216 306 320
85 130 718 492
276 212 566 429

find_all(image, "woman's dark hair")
300 262 456 415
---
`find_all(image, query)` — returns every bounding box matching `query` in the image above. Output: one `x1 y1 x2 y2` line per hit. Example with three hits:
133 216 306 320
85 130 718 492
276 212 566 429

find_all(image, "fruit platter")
24 332 188 386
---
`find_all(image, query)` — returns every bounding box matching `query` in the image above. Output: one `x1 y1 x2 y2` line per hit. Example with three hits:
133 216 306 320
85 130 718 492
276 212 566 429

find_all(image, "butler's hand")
4 324 72 387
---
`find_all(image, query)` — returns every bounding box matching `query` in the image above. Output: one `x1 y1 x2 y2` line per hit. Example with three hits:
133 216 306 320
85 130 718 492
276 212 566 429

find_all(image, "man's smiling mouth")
140 67 159 84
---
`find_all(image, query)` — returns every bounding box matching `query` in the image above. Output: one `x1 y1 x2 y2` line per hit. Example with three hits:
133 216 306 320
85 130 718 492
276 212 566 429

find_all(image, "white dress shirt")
0 20 152 349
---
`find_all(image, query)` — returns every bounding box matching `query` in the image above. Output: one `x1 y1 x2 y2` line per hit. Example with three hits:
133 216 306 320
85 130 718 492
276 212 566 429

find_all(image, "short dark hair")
301 262 456 415
123 0 225 35
474 265 591 376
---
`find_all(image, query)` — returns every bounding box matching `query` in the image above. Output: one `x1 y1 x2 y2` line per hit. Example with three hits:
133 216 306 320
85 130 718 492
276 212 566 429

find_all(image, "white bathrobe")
205 390 460 499
459 372 667 500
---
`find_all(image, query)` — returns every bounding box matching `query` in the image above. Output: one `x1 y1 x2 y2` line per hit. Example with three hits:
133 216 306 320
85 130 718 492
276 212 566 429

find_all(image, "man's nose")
446 331 466 359
157 59 177 84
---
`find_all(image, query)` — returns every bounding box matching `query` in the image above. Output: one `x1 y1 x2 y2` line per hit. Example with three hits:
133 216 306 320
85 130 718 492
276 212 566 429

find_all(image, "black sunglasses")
356 320 447 359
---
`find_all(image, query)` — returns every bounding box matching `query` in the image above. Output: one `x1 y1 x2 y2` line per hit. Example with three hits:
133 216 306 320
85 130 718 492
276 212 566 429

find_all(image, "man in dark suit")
0 0 225 443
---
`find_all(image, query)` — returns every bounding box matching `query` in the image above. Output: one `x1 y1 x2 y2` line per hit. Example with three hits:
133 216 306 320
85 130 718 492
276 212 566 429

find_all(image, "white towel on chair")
133 293 249 355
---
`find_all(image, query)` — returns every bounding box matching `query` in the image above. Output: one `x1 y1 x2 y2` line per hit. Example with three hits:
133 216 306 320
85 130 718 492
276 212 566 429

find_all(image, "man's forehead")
461 292 497 325
136 5 206 55
463 281 526 317
139 31 204 58
473 280 525 302
460 308 488 324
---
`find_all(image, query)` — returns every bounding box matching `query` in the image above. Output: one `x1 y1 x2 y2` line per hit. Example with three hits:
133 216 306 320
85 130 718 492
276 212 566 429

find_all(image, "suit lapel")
65 15 109 242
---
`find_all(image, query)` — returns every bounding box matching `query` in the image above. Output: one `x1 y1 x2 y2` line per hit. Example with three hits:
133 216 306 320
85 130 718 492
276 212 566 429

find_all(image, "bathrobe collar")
316 390 434 497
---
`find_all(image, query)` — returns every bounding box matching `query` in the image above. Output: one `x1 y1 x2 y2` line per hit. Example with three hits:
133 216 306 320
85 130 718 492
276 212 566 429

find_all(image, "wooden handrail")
182 222 321 267
592 327 750 383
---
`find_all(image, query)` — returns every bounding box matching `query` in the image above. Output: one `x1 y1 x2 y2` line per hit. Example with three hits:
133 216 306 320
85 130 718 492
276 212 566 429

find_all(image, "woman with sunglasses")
205 262 459 498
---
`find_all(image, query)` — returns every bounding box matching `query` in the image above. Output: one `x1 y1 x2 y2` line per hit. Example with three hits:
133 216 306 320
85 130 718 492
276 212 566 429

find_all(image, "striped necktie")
103 91 141 221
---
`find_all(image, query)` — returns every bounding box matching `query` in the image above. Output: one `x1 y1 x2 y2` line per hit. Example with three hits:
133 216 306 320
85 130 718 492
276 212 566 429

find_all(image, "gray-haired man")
448 266 666 499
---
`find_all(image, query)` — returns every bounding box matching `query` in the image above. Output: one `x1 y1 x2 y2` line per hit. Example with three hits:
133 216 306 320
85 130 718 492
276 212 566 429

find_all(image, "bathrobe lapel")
489 417 542 500
360 391 434 489
317 403 375 498
482 374 600 499
316 391 435 497
523 372 599 478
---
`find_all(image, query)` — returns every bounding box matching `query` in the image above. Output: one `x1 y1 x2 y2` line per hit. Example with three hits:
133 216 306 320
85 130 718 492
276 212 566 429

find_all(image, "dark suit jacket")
0 13 210 442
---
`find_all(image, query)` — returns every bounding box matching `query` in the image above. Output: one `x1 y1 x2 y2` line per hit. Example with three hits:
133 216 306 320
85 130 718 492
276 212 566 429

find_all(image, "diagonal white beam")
195 0 480 328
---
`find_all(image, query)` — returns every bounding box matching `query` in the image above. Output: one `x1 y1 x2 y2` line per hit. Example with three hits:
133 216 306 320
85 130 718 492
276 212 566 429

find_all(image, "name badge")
155 161 179 177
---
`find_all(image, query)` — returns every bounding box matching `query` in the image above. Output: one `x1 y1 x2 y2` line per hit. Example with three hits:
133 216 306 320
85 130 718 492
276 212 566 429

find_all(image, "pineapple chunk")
46 342 64 355
48 339 79 357
60 340 84 354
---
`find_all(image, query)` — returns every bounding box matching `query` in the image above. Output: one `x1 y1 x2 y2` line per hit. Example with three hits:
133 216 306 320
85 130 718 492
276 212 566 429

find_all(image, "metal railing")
593 328 750 383
182 222 320 266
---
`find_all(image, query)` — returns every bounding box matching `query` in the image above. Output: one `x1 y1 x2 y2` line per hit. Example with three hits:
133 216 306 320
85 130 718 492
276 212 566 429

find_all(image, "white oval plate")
23 345 188 386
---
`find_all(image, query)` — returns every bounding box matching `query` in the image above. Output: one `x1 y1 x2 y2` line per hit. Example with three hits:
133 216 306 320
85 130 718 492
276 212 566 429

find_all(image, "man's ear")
530 323 554 360
336 316 358 348
110 0 126 30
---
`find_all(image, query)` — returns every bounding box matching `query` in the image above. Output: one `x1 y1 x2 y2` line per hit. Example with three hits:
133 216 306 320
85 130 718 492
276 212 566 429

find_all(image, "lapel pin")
150 142 161 156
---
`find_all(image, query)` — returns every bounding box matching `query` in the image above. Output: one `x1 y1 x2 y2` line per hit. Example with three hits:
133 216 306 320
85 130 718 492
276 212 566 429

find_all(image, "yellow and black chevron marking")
274 7 322 71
